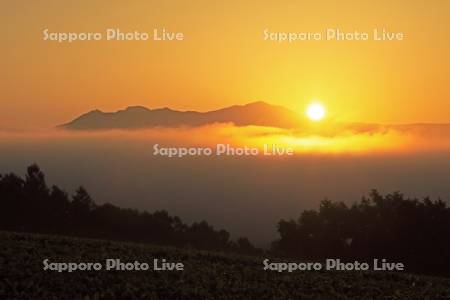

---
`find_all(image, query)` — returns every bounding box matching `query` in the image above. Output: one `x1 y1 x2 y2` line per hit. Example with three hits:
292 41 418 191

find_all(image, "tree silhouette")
273 189 450 275
0 165 257 254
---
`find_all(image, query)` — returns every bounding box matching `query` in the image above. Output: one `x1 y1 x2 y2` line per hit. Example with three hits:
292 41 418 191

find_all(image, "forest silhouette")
1 165 449 275
0 164 259 255
272 190 450 275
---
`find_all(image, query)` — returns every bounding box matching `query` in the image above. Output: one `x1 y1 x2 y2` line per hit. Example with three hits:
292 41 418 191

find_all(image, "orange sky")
1 0 449 129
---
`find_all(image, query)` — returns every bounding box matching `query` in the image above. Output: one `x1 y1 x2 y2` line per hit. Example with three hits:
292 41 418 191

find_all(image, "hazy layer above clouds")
1 124 450 246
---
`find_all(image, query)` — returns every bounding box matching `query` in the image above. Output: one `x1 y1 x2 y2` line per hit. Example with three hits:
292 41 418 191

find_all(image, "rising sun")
306 102 326 121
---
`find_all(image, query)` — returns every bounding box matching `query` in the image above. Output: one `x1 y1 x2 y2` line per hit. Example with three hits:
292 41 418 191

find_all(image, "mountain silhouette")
60 102 450 135
60 101 302 130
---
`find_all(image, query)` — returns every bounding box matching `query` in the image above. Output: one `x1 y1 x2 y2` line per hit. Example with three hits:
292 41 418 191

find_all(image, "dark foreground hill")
1 231 449 299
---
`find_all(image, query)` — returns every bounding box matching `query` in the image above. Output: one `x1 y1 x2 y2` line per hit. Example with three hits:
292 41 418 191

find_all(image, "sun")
306 102 326 121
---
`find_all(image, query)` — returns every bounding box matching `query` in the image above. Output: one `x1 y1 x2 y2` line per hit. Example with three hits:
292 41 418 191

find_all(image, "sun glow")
306 102 326 121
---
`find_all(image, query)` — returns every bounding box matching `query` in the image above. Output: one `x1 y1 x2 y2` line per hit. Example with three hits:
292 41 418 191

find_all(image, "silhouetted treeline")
272 190 450 275
3 165 450 275
0 165 260 255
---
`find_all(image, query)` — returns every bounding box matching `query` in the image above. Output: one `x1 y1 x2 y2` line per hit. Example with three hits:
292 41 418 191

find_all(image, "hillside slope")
1 231 449 299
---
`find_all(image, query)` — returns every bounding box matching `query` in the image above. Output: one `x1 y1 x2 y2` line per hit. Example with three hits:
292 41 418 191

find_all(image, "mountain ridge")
60 101 450 134
60 101 302 130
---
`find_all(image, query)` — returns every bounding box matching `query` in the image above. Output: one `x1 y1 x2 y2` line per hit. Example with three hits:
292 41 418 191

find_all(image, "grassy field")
0 231 449 299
